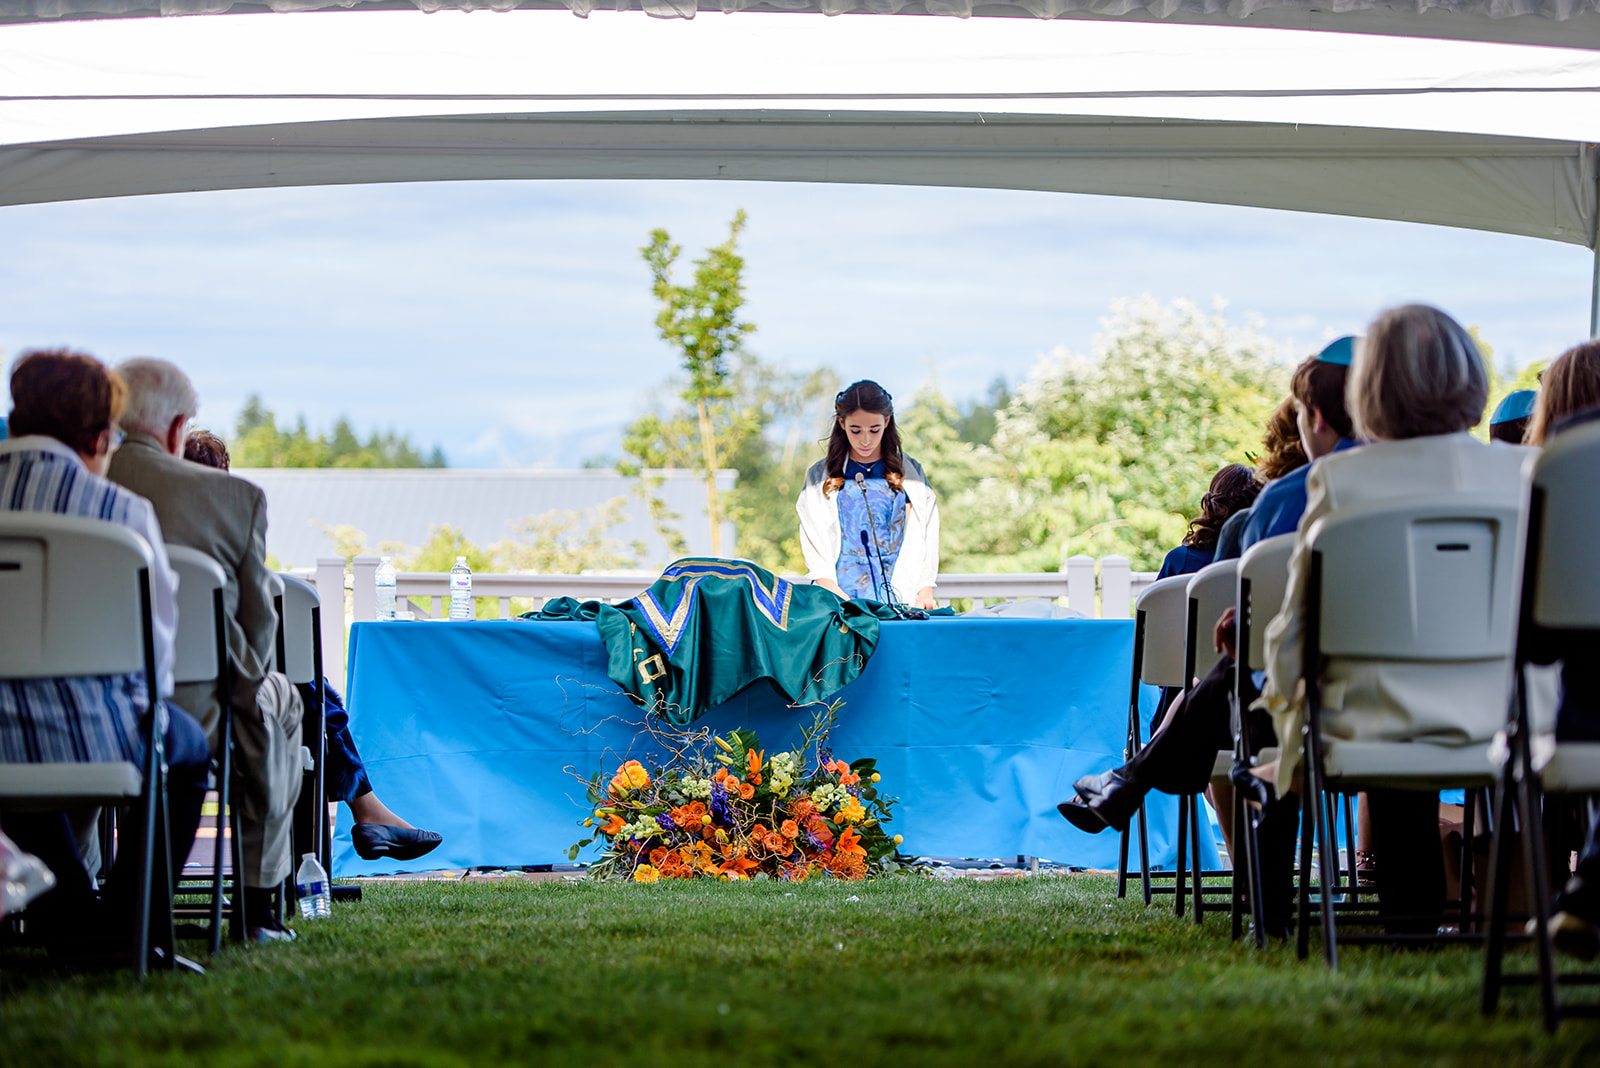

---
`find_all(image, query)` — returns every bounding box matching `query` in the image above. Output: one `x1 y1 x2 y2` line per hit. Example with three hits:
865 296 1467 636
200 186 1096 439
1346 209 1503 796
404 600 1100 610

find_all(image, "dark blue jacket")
1240 439 1359 550
1156 543 1215 581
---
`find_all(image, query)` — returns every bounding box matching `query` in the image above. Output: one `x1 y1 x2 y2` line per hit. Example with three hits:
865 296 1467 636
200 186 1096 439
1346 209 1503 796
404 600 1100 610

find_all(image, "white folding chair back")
277 574 320 686
1237 534 1295 673
167 546 227 686
1186 559 1238 680
1134 575 1190 688
1528 421 1600 630
0 513 153 679
1307 494 1521 662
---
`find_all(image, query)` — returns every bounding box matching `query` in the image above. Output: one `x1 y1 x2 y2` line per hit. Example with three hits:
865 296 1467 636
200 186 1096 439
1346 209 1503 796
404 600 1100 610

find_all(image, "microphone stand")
855 471 928 620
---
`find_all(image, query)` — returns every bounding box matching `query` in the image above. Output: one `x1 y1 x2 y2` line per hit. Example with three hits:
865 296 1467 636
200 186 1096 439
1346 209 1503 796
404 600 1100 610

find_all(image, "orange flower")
822 851 869 880
747 748 765 776
765 830 790 854
738 782 755 801
840 772 860 786
793 799 817 819
748 772 763 786
609 759 651 797
597 813 625 836
780 819 799 840
649 846 669 868
836 825 867 857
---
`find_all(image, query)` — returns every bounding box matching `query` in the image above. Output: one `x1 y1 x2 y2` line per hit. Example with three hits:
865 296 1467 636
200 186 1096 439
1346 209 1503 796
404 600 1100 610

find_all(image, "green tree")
229 395 446 468
933 297 1291 572
637 211 757 557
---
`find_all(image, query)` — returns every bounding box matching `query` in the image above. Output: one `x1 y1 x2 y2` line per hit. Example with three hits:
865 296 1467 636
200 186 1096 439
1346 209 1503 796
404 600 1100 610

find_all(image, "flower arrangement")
569 703 904 882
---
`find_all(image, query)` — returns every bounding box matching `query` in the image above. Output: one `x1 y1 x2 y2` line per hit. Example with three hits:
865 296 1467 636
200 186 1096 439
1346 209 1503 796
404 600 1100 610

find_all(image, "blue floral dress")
833 458 908 601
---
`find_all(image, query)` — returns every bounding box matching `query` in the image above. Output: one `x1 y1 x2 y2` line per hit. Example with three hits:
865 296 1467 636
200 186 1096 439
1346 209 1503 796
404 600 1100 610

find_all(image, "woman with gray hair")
1251 303 1527 934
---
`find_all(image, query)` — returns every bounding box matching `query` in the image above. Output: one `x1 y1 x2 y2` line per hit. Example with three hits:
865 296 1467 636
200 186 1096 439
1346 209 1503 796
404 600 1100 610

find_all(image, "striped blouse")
0 435 178 764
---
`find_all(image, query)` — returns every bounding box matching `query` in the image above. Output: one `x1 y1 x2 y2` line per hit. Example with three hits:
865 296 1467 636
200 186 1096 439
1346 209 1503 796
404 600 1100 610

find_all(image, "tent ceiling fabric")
2 111 1591 244
3 0 1600 52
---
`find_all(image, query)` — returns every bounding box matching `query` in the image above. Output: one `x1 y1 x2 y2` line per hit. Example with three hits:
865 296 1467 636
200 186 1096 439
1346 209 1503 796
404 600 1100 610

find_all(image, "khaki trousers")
176 671 304 889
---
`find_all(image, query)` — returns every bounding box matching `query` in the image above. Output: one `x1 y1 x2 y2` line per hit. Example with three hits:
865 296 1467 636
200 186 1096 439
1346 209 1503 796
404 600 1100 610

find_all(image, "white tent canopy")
1 12 1597 329
1 15 1596 238
4 0 1600 53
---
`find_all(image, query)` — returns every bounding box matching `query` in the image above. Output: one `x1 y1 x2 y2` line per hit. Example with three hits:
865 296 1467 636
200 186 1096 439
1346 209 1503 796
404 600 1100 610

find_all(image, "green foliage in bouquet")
569 702 905 883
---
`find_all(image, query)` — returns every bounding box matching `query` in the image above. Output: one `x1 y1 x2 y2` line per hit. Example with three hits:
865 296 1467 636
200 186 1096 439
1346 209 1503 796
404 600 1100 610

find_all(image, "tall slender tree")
640 211 755 557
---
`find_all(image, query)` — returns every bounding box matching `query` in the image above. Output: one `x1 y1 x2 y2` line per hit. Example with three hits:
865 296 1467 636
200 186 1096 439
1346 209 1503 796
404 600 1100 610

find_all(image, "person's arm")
796 482 841 593
912 492 940 610
230 487 276 702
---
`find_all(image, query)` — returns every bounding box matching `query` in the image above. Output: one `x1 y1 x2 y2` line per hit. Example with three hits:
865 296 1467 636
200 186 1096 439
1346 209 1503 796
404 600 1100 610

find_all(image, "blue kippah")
1490 389 1537 425
1316 336 1356 367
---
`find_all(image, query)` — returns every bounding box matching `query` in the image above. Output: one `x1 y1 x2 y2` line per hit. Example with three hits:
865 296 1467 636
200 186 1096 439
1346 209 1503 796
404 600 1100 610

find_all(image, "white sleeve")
916 493 941 590
132 497 178 698
796 484 837 583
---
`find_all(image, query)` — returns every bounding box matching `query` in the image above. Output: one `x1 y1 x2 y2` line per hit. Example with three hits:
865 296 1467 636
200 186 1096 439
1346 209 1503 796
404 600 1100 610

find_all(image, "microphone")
854 472 866 491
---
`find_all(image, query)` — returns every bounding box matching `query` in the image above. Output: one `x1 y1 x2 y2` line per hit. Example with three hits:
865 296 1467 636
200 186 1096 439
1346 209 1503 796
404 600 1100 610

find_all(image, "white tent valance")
3 111 1593 247
5 0 1600 53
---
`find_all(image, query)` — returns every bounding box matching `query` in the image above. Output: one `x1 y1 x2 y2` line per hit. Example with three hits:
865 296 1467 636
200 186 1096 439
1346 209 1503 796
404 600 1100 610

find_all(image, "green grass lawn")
3 874 1597 1067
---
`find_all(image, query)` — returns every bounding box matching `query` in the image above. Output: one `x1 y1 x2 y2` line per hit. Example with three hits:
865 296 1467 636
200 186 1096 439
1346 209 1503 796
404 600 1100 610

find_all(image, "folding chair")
1232 533 1293 946
1118 574 1190 903
1174 558 1239 925
277 574 329 880
166 545 246 952
1483 420 1600 1031
0 514 176 980
1298 494 1519 967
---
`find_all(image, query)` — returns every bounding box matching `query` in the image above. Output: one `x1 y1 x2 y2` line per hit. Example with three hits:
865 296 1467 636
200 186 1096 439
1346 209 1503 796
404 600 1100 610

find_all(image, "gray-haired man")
107 358 302 941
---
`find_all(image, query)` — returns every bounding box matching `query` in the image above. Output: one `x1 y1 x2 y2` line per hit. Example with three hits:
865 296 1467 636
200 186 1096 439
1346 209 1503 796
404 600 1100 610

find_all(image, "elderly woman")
0 350 209 953
1256 304 1526 933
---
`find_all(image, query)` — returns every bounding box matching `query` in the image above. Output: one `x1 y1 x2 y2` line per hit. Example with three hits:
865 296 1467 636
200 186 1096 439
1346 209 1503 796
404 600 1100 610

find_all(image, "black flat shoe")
1057 797 1110 835
351 824 444 862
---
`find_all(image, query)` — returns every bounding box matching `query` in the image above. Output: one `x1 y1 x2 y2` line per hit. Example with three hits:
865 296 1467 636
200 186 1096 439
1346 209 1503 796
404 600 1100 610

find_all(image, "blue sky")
1 177 1591 467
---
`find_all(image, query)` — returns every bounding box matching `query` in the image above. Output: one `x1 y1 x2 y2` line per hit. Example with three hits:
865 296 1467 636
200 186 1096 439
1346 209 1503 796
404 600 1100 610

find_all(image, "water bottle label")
298 881 327 898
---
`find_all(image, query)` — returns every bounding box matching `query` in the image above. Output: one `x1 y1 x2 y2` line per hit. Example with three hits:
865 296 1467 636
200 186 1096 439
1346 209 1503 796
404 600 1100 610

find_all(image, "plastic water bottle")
449 556 473 621
294 853 331 920
375 556 397 621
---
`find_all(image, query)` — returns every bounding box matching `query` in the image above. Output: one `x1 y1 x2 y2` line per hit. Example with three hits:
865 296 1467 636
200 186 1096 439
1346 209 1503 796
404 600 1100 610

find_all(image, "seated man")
182 427 443 861
108 360 305 940
0 350 210 955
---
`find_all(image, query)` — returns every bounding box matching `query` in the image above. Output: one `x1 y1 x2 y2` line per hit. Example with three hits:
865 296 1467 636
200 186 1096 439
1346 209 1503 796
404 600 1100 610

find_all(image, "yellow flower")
838 797 867 824
871 772 882 783
892 834 904 845
633 864 661 883
610 760 651 797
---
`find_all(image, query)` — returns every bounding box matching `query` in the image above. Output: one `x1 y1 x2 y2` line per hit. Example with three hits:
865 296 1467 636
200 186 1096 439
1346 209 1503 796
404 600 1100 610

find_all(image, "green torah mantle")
528 558 885 725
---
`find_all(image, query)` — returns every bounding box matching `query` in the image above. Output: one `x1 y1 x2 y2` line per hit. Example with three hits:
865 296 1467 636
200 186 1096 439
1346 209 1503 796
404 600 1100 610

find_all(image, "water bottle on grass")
375 556 397 621
295 853 331 920
449 556 473 621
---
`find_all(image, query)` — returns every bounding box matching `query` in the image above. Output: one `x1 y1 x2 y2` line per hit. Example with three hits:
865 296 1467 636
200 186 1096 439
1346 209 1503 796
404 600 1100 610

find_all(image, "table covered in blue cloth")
331 617 1218 875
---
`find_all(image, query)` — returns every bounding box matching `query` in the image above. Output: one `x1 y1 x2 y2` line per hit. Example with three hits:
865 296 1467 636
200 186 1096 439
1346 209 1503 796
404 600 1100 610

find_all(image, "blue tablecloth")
332 618 1220 875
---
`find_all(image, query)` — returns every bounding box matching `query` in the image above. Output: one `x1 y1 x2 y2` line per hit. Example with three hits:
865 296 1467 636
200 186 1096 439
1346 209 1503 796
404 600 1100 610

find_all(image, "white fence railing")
300 554 1158 691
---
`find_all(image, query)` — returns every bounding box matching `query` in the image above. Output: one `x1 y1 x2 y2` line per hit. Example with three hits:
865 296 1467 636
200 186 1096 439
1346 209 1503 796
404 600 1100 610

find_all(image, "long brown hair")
1527 341 1600 445
823 380 904 498
1183 464 1261 549
1257 397 1309 482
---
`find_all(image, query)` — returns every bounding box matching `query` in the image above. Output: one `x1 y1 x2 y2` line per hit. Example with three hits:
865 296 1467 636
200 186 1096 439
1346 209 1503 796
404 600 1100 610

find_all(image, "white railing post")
314 557 347 689
351 555 378 623
1065 554 1097 616
1099 555 1132 619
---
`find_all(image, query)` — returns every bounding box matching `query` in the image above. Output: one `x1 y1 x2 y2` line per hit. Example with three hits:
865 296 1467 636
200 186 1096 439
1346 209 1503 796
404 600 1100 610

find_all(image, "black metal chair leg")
1175 796 1189 917
1191 793 1205 926
1116 823 1131 899
1297 787 1314 961
1342 792 1359 903
1460 787 1478 931
1518 773 1560 1033
1230 792 1245 941
1137 802 1152 905
1481 772 1517 1014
